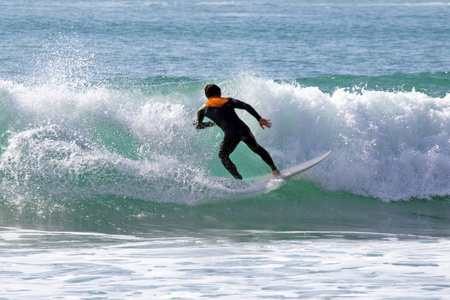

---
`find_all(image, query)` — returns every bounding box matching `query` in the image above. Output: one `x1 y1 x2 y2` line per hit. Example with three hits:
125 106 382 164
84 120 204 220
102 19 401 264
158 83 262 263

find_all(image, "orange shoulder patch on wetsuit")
205 97 229 108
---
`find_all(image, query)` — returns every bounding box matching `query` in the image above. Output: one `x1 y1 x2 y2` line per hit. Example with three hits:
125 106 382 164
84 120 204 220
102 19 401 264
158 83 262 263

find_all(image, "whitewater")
1 0 450 299
1 76 449 202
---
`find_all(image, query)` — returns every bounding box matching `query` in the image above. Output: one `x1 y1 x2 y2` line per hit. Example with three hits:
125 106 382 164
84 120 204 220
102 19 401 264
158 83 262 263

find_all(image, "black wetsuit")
195 97 277 179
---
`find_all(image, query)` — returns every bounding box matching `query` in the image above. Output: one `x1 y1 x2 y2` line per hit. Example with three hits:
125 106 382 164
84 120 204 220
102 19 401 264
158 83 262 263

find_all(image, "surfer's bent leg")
242 131 278 171
219 134 242 180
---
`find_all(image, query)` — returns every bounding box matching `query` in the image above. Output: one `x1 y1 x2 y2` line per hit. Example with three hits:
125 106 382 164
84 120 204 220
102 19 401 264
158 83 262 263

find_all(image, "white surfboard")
250 150 331 182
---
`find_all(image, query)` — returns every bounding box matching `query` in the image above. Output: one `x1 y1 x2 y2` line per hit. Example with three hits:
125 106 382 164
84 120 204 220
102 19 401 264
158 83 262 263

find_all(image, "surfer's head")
204 84 221 99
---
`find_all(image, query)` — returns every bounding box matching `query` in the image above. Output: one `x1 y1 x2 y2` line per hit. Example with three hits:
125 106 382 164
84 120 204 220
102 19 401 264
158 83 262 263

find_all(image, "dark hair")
204 84 221 98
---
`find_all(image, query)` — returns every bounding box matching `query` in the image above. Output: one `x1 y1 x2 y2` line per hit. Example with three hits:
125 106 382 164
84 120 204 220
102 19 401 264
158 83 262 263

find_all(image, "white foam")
1 227 449 299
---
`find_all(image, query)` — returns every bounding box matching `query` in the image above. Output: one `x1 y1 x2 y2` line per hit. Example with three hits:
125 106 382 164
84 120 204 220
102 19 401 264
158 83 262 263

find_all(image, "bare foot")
272 169 280 175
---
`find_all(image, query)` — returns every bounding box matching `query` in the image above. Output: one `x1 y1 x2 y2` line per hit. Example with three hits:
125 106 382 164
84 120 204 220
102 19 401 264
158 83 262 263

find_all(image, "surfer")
195 84 280 179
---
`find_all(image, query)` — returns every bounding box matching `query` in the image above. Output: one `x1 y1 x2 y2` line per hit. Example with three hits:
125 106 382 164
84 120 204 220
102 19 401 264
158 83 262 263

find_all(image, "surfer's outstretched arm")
229 98 262 121
194 106 215 129
230 99 272 129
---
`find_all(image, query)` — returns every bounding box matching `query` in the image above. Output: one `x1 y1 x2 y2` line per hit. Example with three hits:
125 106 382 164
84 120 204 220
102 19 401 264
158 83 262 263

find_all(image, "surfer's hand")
259 118 272 129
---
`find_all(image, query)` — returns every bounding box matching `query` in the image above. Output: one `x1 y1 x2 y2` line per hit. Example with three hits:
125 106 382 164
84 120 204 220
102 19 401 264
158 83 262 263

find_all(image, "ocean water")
1 0 450 299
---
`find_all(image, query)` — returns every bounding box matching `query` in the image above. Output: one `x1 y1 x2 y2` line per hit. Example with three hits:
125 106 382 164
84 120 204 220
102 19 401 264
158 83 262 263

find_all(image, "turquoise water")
1 0 450 299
